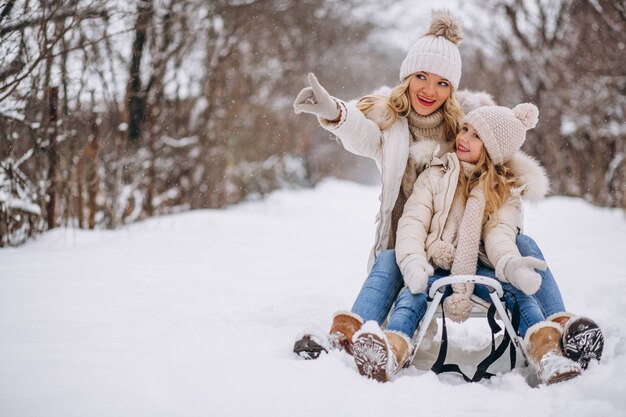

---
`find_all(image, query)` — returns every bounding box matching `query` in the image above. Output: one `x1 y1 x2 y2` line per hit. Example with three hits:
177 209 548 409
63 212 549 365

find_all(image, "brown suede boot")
329 312 363 354
524 321 582 385
386 331 411 370
352 323 412 383
293 312 363 360
547 312 574 328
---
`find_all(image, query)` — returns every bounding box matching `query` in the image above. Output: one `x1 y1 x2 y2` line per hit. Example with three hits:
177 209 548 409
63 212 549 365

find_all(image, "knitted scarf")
430 192 464 270
443 162 487 323
388 109 445 248
403 109 445 198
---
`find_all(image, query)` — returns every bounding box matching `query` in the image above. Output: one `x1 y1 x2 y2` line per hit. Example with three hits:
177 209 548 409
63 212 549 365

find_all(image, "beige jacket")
395 151 549 282
319 91 495 273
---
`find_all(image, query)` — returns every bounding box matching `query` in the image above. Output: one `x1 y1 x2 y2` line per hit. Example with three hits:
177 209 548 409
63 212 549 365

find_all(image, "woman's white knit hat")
399 10 463 90
463 103 540 165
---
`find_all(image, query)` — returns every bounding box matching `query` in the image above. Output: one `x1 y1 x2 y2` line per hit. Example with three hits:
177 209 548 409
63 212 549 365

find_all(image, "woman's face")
408 71 452 116
455 123 484 164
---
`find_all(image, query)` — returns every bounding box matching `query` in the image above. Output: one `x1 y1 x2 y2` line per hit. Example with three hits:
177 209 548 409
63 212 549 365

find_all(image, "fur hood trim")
455 89 496 114
409 140 441 171
409 149 550 201
507 151 550 201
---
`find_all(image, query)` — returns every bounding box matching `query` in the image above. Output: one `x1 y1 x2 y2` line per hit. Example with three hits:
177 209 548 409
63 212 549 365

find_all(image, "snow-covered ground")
1 179 625 417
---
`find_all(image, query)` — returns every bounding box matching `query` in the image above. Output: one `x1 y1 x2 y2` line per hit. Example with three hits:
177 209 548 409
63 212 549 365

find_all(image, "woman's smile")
416 94 436 106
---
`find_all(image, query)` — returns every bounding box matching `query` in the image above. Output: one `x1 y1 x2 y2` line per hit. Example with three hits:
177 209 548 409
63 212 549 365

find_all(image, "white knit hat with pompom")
399 10 463 89
463 103 539 165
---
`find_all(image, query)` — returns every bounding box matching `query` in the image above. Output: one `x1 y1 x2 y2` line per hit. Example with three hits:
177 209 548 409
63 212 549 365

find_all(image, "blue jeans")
351 235 565 338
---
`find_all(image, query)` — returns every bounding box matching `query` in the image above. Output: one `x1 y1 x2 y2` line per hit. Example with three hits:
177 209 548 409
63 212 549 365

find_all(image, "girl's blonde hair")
356 75 463 143
456 146 517 223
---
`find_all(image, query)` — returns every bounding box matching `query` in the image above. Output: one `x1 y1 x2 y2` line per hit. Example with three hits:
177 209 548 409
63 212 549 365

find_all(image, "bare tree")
465 0 626 208
0 0 408 246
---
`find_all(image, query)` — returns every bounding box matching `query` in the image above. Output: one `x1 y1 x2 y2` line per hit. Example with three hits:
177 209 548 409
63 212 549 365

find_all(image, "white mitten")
504 256 548 295
401 255 434 294
293 73 341 121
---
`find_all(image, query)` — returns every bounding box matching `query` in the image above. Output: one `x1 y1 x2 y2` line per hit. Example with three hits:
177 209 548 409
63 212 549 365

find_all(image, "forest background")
1 0 624 246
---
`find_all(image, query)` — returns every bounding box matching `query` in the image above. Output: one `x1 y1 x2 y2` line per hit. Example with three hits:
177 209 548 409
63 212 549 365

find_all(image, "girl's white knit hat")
463 103 540 165
399 10 463 90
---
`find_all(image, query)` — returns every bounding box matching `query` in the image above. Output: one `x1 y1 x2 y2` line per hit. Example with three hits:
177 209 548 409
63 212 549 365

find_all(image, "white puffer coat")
319 91 496 273
395 151 550 281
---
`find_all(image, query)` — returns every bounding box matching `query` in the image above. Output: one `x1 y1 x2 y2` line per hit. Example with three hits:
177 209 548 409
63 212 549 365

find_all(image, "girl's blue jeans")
350 235 565 339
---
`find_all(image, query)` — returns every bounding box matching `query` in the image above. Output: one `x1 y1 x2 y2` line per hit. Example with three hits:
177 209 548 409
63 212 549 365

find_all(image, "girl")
351 103 604 384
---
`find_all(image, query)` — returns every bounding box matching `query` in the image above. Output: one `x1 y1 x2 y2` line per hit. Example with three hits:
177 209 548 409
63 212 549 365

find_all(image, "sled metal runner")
408 275 529 370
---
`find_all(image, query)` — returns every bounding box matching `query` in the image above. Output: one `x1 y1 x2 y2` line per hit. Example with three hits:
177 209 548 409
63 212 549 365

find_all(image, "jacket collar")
506 151 550 201
414 150 549 201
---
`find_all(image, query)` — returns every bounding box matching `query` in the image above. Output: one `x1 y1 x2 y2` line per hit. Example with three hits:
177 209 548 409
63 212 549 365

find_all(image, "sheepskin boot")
352 322 412 383
547 311 574 328
329 312 364 354
293 312 363 359
524 321 582 385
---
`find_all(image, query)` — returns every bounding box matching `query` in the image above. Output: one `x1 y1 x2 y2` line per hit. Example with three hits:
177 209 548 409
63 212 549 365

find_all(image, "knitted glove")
504 256 548 295
401 255 434 294
293 73 341 121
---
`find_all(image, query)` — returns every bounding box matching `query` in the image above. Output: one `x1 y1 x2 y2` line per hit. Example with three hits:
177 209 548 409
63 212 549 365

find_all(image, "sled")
408 275 529 381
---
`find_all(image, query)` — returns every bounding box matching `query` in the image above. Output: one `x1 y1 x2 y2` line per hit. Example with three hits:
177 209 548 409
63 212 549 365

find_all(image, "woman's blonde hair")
356 75 463 142
456 146 518 223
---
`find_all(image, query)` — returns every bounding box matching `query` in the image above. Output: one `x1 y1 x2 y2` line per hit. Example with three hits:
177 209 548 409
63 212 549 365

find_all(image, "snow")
1 179 625 417
0 192 41 215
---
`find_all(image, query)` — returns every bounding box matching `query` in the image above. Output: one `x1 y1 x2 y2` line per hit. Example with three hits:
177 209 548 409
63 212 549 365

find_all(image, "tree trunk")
76 153 85 228
46 86 59 229
126 0 153 142
85 123 100 230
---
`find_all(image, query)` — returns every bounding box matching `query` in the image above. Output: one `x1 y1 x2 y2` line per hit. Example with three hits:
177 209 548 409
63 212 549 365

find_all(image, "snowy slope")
1 179 625 417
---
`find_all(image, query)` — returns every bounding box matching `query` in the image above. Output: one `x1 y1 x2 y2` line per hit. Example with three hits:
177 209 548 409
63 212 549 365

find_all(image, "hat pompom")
513 103 539 130
426 10 463 45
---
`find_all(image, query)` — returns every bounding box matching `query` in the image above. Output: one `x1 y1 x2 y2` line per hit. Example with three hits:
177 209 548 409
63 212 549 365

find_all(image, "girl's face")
408 71 452 116
455 123 484 164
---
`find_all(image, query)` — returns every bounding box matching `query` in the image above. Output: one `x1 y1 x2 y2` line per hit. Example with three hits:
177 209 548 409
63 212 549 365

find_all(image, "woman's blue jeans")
351 235 565 338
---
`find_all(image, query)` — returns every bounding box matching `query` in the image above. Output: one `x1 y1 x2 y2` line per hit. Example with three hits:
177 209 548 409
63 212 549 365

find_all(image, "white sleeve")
483 195 523 280
395 169 435 271
318 100 383 160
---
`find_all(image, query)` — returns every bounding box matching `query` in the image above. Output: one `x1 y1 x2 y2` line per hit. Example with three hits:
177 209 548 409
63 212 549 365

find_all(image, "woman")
351 103 604 385
293 9 472 357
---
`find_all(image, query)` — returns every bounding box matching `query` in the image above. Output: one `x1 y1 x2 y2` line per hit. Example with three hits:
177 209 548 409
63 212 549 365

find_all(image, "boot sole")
547 368 582 385
352 332 389 382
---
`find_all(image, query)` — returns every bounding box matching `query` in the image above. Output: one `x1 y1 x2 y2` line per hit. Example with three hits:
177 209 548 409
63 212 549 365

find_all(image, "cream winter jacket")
395 151 549 284
319 90 496 273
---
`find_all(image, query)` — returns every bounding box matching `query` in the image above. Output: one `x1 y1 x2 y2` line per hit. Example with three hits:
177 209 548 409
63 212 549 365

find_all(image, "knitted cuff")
318 99 347 130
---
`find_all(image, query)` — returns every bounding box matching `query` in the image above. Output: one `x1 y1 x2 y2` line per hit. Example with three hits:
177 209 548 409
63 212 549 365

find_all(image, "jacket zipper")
437 155 459 240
